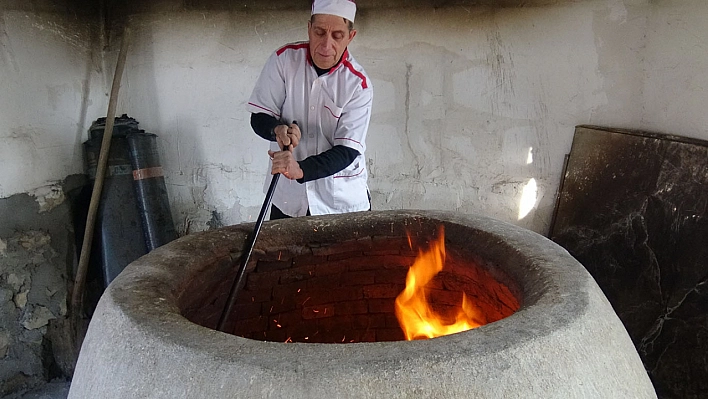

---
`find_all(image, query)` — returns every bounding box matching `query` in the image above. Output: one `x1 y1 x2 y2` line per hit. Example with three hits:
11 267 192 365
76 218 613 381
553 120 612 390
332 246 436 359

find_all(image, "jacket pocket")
319 94 343 141
332 155 368 210
334 156 364 179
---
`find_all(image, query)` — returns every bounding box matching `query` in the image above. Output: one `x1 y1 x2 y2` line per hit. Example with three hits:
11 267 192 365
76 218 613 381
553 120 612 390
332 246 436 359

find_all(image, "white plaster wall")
3 0 708 236
641 0 708 137
0 10 104 198
115 13 283 233
116 1 651 234
360 3 646 234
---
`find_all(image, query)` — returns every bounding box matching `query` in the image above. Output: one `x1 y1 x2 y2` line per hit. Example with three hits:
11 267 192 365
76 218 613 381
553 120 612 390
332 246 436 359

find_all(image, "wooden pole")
71 27 131 342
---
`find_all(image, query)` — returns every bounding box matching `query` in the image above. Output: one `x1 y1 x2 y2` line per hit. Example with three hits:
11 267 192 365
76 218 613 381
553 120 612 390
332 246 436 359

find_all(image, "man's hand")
268 149 304 180
274 122 301 151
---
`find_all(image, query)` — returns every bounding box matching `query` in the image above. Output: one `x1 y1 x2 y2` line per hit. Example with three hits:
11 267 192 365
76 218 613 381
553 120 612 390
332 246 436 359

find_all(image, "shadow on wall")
72 18 102 172
116 19 209 235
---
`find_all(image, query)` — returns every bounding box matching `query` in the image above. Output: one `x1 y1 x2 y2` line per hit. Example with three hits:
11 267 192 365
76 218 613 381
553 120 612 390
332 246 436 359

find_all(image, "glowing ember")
395 227 488 340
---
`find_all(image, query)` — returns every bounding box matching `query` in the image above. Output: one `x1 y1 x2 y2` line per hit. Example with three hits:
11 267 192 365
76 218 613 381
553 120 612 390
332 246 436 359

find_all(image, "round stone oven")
69 210 656 398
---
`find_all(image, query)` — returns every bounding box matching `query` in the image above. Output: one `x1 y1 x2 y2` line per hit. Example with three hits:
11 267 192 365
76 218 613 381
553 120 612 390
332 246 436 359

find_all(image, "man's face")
308 14 357 69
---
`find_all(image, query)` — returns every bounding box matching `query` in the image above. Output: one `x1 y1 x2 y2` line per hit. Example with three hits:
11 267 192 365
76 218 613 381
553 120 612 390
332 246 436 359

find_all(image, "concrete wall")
0 3 100 394
2 0 708 236
0 5 104 198
110 0 708 235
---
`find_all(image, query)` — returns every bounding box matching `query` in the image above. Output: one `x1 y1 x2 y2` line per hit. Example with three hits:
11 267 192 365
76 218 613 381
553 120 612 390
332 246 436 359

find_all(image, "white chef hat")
311 0 357 23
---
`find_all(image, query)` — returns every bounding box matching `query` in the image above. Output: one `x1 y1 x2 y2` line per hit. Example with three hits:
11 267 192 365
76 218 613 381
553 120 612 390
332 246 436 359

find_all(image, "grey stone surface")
0 176 85 396
550 126 708 398
0 231 63 396
69 210 657 398
7 381 71 399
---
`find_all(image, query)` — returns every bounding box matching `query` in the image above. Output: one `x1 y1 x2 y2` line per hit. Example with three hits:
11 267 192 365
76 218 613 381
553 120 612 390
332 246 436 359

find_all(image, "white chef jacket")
247 41 373 217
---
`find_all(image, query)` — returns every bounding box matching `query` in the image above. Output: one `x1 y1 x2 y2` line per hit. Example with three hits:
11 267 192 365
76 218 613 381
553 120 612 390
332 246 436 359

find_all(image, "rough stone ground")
4 381 70 399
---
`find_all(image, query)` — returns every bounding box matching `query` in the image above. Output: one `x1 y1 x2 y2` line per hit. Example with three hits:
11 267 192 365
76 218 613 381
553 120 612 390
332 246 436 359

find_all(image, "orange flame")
395 227 487 340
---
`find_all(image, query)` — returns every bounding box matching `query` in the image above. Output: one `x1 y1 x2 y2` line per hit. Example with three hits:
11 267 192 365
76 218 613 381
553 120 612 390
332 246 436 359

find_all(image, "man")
247 0 373 220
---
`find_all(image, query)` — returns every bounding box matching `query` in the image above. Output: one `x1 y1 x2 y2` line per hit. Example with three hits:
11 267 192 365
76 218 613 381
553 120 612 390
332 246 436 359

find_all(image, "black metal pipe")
216 173 279 332
217 122 296 332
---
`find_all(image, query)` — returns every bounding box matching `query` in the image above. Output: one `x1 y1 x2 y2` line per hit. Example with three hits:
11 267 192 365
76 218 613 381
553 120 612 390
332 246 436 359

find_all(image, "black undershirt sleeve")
250 112 360 184
250 112 279 141
296 145 359 183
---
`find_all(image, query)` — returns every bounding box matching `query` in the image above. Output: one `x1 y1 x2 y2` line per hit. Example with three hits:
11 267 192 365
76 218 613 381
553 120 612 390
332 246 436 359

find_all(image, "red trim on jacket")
342 60 368 89
325 49 368 90
324 105 341 119
248 102 280 118
276 42 312 65
328 48 349 73
335 137 362 146
276 42 309 56
334 168 365 179
277 44 367 89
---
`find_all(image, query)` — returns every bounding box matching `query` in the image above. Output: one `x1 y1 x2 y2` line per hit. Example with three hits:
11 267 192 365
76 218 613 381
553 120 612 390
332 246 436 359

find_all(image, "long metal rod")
217 172 280 332
218 122 297 332
72 27 131 325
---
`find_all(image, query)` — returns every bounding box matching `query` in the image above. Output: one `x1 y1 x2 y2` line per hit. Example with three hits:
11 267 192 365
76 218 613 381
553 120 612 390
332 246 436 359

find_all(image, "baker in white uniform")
247 0 373 219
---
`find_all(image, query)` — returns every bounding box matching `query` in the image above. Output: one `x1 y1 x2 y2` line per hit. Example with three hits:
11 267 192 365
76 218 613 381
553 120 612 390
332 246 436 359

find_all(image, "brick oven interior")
1 0 707 398
180 225 520 344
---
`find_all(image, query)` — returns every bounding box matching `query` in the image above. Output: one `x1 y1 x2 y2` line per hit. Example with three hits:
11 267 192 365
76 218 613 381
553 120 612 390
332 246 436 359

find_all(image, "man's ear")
349 29 357 41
